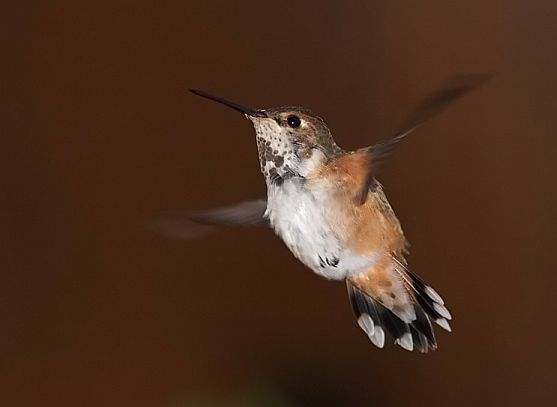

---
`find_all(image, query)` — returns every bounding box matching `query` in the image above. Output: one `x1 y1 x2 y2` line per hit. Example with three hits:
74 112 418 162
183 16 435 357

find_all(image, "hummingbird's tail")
346 257 451 352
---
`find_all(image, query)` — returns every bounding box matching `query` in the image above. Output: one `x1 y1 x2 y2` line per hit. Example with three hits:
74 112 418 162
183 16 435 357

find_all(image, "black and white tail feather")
347 263 451 353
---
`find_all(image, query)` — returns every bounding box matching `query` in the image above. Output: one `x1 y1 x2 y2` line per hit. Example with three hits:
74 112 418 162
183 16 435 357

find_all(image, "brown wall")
2 1 556 406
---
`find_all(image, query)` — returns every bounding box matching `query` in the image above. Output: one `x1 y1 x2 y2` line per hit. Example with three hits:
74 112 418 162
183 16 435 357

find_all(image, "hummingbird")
178 76 487 352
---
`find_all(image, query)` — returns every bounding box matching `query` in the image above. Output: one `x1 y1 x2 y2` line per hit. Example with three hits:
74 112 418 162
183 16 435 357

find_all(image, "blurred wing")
190 199 268 226
358 74 491 204
147 199 268 239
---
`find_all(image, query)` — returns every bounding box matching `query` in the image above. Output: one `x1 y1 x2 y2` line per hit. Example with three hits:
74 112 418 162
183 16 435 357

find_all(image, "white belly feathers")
265 178 378 280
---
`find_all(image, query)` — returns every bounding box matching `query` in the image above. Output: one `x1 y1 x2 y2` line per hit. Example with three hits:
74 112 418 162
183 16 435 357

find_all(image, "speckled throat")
251 110 344 184
253 118 297 183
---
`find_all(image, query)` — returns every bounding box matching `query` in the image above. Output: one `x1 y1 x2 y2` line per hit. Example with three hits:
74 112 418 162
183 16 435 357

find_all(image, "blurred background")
2 1 556 406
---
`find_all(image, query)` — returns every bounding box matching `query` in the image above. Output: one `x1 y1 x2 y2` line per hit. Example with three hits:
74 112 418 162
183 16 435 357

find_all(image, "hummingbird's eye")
287 115 301 128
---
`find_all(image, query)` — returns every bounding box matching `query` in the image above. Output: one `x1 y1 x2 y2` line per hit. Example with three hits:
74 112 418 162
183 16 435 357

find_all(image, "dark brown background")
2 1 556 406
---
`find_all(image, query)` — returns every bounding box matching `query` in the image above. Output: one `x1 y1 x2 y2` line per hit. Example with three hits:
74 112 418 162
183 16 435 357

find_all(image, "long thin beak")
189 89 267 118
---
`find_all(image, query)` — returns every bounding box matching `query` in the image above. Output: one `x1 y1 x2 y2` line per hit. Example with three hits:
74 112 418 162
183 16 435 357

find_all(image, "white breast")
265 178 378 280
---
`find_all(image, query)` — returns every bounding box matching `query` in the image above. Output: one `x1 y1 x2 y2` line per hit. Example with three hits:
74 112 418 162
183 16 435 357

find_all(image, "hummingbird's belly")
266 181 378 280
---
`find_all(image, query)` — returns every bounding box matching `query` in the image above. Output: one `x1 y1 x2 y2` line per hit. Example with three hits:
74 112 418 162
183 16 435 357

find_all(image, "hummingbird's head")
190 90 343 183
248 107 343 181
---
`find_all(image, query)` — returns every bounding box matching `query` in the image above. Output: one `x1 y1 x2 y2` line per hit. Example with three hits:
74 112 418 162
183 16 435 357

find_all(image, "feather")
347 253 451 352
347 281 434 352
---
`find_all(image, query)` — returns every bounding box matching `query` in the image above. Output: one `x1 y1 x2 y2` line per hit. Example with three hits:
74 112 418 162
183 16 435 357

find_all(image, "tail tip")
395 332 414 352
436 318 452 332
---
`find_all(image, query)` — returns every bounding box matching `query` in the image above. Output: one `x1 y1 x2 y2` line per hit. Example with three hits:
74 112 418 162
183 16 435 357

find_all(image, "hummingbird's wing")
147 199 268 239
357 74 491 204
189 199 269 227
346 254 451 352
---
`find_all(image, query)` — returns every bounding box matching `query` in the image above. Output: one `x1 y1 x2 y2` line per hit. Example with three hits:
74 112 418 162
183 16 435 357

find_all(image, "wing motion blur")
358 74 491 204
148 199 268 239
189 199 268 227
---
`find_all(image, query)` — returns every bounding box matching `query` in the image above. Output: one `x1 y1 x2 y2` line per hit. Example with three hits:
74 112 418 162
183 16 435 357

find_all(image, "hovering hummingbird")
176 76 487 352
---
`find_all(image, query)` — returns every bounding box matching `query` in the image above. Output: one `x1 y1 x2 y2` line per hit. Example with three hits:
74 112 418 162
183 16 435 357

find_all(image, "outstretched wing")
358 74 491 204
148 199 268 239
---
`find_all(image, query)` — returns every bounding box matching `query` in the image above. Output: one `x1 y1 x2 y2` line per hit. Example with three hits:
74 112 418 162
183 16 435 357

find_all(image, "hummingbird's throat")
253 120 296 183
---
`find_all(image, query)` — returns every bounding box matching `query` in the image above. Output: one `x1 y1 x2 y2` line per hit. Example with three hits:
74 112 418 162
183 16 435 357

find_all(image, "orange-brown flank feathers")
308 150 407 257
